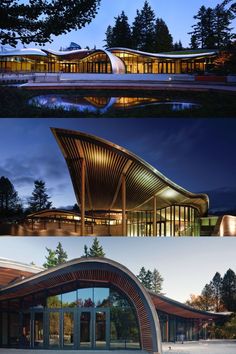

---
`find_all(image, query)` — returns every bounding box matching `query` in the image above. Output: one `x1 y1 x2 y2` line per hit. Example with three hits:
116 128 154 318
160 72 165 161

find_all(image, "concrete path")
20 81 236 93
0 351 148 354
162 340 236 354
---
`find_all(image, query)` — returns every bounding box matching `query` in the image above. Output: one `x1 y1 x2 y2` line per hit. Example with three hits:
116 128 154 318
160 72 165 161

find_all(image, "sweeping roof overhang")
51 128 208 215
0 258 42 288
149 292 225 320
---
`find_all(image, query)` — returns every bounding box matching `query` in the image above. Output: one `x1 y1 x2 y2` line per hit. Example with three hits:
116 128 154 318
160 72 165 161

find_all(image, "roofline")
149 291 228 319
0 258 43 273
51 127 209 215
109 47 218 59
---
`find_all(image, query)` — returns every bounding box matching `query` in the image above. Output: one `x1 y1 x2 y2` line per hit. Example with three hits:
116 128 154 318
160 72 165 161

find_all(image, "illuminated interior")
0 48 217 74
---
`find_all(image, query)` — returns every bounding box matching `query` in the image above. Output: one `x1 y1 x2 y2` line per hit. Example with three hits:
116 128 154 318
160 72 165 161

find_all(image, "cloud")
201 186 236 212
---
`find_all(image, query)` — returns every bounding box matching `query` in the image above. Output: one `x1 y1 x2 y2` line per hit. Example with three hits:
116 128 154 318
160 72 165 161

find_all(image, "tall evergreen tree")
200 284 215 311
104 11 132 48
221 269 236 311
210 272 223 312
137 267 163 292
155 18 173 52
0 176 22 217
43 242 68 268
190 6 215 49
82 238 105 257
104 25 114 48
152 268 164 294
28 180 52 212
190 1 234 49
132 1 156 52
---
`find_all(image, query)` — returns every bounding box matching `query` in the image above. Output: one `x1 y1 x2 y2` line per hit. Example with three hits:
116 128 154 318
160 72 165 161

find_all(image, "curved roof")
0 257 162 354
51 128 208 215
149 292 226 320
0 258 43 287
0 48 47 57
109 47 217 59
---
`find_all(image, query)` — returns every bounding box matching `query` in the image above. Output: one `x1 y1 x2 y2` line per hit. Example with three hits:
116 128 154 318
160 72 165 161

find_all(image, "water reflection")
29 95 200 113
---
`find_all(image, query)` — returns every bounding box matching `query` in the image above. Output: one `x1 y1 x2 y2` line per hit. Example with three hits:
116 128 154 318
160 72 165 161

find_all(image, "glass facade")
127 205 200 237
158 312 206 342
0 50 215 74
0 284 140 350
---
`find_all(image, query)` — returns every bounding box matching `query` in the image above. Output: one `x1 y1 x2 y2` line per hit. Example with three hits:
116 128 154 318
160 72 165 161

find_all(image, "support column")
153 195 157 237
81 158 85 236
122 174 127 236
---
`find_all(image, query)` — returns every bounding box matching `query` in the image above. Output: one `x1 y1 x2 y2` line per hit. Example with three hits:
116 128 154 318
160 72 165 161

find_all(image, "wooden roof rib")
51 128 209 216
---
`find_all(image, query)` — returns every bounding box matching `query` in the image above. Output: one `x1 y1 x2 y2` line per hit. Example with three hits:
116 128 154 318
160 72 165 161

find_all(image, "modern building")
51 128 209 237
0 257 226 352
0 47 217 74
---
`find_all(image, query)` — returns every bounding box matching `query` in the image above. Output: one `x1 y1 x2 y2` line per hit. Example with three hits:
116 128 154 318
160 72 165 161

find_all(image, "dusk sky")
0 237 235 302
0 118 236 212
15 0 235 50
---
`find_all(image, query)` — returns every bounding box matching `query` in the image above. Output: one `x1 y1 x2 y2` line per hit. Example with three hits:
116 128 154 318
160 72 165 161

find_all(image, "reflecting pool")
29 95 200 113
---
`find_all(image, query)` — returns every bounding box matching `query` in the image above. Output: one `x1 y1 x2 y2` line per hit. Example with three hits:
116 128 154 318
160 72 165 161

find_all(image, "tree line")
186 269 236 339
104 1 176 53
105 0 235 52
0 176 51 218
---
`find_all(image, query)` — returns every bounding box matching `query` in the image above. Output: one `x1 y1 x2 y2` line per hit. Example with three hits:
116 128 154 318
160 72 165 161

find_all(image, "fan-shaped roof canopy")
51 128 208 215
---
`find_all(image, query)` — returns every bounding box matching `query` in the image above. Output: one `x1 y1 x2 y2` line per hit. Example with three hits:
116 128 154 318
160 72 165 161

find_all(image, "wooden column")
81 158 85 236
122 174 127 236
153 195 157 237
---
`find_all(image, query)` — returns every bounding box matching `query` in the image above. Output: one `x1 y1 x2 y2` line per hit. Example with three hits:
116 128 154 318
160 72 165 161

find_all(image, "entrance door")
32 312 44 348
79 309 109 349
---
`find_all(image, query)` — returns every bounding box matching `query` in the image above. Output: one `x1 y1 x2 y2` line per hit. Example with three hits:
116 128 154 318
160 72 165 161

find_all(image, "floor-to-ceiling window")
0 284 140 350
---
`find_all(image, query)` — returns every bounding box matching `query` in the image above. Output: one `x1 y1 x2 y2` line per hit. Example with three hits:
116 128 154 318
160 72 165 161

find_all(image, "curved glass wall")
127 205 200 237
0 284 140 350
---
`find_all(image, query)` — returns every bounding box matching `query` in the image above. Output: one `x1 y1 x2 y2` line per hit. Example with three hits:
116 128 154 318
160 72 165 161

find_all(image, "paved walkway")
162 340 236 354
1 341 236 353
21 81 236 93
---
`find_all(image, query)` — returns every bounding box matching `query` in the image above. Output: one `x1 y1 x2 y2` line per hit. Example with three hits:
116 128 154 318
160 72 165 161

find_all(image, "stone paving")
0 341 236 353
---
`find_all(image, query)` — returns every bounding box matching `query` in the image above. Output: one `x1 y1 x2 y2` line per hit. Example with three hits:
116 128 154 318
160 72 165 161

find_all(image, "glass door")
95 309 109 349
63 310 75 349
79 310 92 349
32 312 44 348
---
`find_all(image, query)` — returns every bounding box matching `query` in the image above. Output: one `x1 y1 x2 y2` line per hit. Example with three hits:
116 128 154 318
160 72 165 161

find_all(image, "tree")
0 176 22 217
137 267 163 292
0 0 101 47
154 18 173 52
104 11 132 48
174 40 184 51
82 237 105 257
43 242 68 268
210 272 223 312
221 269 236 311
132 1 156 52
104 25 114 48
152 268 164 294
189 6 215 49
189 1 234 49
28 180 52 212
186 284 215 311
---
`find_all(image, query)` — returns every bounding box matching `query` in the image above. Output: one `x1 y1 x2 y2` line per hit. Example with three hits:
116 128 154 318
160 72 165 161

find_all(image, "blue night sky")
0 237 235 302
15 0 236 50
0 118 236 212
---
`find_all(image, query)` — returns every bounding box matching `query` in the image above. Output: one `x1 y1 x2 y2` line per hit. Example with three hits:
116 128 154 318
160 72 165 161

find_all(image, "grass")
0 86 236 118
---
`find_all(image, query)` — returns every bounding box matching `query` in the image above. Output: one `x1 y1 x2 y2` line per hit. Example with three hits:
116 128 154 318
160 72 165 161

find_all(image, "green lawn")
0 86 235 118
